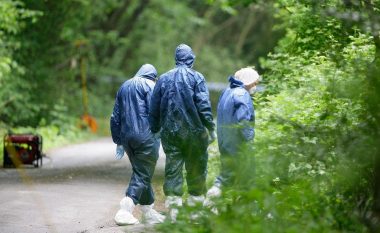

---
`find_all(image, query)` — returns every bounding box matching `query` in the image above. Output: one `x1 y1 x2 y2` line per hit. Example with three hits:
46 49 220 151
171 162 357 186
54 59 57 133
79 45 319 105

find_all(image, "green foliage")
250 34 373 232
1 0 379 231
0 0 41 125
158 1 378 232
2 0 273 127
1 0 283 127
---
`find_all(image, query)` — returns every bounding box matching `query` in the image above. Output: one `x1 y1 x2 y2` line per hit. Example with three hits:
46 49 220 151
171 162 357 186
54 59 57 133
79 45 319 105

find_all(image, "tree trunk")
370 34 380 232
235 5 257 56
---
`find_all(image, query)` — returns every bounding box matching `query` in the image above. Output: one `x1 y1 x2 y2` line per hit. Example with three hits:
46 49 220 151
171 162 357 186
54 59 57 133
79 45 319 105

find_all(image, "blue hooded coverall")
149 44 215 196
215 76 255 186
110 64 159 205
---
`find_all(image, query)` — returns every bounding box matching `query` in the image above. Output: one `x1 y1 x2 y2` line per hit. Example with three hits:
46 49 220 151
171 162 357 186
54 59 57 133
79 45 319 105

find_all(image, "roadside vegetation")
1 0 380 232
158 1 380 232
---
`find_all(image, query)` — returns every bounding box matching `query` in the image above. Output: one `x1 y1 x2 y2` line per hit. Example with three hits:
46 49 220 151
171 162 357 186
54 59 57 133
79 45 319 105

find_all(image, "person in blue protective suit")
110 64 165 225
204 67 259 206
149 44 216 221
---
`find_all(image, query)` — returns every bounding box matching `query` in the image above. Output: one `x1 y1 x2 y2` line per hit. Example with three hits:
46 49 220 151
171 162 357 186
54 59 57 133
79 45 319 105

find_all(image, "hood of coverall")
229 76 245 89
135 64 158 81
175 44 195 68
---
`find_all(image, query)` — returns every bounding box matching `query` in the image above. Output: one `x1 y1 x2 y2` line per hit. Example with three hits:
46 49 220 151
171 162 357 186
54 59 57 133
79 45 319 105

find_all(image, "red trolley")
3 133 43 168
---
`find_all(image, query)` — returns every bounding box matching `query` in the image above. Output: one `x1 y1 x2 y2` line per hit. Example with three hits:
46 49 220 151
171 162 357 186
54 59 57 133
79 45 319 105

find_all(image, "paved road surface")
0 137 166 233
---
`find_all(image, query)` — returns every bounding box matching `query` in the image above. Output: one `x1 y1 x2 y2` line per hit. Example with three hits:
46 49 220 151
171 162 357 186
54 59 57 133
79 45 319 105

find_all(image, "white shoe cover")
114 197 139 225
186 195 205 222
204 185 222 208
206 185 221 198
165 196 183 208
187 195 205 207
204 196 219 214
141 204 166 224
165 196 182 222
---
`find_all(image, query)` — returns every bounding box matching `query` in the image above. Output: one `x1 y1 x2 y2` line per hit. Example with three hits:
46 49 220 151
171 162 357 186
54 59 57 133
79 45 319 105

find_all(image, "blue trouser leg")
162 131 209 196
124 136 159 205
216 142 255 187
162 141 184 196
184 138 208 196
215 152 234 187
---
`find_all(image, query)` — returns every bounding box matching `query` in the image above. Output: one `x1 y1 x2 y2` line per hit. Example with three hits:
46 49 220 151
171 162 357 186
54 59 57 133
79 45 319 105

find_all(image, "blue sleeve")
149 79 162 133
110 89 122 144
194 74 215 131
145 84 154 116
235 92 254 141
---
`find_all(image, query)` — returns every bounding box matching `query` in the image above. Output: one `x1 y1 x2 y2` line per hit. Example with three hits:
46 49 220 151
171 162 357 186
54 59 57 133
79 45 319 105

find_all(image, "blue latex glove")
208 130 217 144
154 132 161 140
115 145 124 160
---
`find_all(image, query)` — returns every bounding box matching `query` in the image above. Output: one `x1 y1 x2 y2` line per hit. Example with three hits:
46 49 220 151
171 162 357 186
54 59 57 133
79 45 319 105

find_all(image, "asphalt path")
0 137 166 233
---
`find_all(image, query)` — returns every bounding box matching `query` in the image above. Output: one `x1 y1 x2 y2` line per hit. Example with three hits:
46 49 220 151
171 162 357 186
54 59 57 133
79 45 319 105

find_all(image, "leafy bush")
157 11 375 233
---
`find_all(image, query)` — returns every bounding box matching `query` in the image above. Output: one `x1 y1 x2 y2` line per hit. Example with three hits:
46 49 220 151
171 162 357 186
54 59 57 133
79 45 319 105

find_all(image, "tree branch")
119 0 150 38
235 5 259 56
99 0 150 67
192 5 220 53
103 0 132 32
118 0 151 70
374 35 380 62
0 96 17 110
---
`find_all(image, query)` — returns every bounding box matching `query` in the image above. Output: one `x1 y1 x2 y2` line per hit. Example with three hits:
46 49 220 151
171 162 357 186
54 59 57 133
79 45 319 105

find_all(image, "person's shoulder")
128 76 142 87
235 87 247 95
220 87 231 96
115 79 132 98
119 79 131 91
164 68 178 76
121 79 130 86
158 68 175 81
232 87 249 100
190 69 205 84
193 70 205 79
140 77 155 90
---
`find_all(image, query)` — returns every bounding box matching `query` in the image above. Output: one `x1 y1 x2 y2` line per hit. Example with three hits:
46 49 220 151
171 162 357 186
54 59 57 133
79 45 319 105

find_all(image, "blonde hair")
234 67 260 86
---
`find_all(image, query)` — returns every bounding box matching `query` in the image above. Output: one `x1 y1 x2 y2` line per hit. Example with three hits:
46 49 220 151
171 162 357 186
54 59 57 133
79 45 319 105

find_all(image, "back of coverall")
110 64 159 205
149 45 215 196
